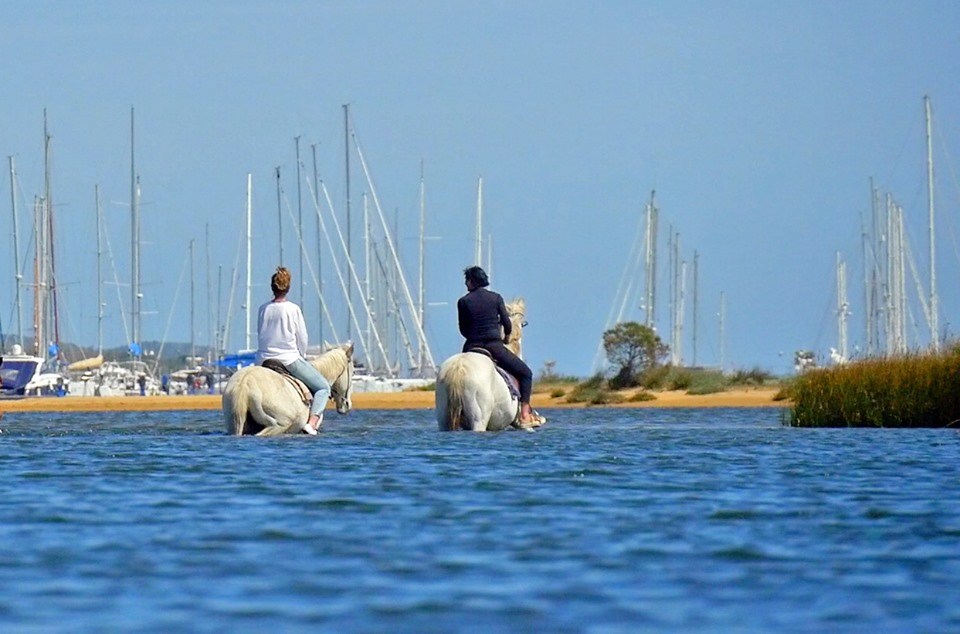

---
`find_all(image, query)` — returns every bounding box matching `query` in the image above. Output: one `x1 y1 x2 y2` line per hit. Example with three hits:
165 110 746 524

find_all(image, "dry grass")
788 349 960 427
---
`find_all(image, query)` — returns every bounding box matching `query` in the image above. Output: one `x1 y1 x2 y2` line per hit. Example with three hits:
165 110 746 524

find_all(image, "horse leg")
459 386 488 431
248 394 284 436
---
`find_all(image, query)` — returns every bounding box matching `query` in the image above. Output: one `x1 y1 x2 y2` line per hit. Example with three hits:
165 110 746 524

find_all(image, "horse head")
327 342 355 414
504 298 527 358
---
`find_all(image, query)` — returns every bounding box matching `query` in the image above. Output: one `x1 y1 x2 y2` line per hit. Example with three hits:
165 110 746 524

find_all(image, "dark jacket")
458 287 511 344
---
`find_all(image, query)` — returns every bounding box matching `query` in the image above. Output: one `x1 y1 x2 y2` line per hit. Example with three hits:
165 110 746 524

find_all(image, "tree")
602 322 668 387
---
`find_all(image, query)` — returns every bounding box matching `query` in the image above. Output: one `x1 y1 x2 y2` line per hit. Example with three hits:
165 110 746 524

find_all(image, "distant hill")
1 336 219 374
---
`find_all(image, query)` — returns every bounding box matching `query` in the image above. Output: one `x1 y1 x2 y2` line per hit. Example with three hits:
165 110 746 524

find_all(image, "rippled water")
1 407 959 632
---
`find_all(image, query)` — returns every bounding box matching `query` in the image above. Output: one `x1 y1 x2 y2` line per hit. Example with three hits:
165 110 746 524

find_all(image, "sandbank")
0 388 787 413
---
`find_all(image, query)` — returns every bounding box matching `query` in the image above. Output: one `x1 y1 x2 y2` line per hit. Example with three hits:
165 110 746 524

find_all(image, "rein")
327 355 350 403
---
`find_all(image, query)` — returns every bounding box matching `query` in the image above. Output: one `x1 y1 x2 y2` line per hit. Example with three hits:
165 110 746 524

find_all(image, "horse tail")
223 378 248 436
437 356 471 431
447 381 464 432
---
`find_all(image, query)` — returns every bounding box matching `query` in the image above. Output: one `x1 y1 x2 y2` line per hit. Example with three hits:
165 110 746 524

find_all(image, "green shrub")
729 367 775 386
589 390 624 405
628 390 656 402
686 371 728 395
638 364 671 389
550 388 566 398
566 374 620 405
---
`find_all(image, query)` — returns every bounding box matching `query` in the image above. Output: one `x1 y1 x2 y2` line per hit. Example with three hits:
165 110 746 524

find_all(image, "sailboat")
1 111 71 397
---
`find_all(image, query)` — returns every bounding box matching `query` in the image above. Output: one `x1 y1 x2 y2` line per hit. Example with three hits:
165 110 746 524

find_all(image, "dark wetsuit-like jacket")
457 287 533 403
458 287 512 345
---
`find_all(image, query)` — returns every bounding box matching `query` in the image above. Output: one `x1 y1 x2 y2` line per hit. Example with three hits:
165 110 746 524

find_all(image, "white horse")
222 343 355 436
435 298 545 431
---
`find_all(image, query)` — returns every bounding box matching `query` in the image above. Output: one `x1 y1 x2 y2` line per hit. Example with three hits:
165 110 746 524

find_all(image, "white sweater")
256 299 308 366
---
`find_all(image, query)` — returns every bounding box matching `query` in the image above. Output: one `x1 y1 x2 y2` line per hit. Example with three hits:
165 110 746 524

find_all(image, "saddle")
465 347 521 402
261 359 312 406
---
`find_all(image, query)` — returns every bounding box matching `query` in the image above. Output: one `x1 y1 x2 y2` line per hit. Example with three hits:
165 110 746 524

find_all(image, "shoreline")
0 388 788 413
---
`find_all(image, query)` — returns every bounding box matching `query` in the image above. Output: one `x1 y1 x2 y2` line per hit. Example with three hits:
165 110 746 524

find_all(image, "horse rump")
223 368 276 436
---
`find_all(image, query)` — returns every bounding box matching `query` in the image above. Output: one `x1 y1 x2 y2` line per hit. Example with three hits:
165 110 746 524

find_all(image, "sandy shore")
0 388 788 413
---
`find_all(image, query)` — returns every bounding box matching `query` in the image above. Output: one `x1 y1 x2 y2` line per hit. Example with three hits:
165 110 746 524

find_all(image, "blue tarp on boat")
216 353 256 368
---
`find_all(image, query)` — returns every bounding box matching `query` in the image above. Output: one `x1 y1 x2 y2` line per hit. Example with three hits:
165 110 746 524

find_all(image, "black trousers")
463 340 533 403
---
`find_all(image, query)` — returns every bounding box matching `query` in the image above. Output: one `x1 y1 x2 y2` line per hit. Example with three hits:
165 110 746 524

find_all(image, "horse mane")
504 297 525 357
312 347 347 376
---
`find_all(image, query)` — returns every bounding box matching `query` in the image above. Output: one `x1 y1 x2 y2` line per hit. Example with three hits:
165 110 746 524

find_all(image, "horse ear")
322 340 332 352
345 341 354 358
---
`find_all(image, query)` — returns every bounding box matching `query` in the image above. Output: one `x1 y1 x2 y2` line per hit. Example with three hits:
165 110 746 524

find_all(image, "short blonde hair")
271 266 291 295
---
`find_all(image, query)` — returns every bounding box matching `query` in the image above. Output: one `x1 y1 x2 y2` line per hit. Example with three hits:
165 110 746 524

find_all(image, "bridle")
327 353 352 409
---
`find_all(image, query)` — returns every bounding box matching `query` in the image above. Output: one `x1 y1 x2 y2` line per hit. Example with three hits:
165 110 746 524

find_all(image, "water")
1 407 959 633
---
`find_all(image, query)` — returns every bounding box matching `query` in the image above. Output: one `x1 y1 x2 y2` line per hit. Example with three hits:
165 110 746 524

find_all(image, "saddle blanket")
466 348 521 401
261 359 312 405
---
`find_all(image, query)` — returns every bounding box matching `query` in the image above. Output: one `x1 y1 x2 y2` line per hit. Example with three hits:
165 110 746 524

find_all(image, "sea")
1 407 958 633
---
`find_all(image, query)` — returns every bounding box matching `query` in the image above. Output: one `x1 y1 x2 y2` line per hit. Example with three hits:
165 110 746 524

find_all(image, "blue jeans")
285 358 331 417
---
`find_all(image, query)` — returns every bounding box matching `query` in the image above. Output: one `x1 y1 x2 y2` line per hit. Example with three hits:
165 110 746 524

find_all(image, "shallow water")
1 407 958 632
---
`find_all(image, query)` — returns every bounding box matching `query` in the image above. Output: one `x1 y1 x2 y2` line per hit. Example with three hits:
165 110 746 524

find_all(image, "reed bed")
789 349 960 427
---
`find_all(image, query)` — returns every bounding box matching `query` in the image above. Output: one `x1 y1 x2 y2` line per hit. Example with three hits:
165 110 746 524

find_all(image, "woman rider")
256 266 330 435
457 265 536 425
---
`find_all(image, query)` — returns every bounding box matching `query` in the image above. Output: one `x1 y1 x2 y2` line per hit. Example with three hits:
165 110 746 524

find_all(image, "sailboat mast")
95 185 104 355
475 176 483 266
344 103 352 342
275 166 283 266
43 109 60 358
245 173 253 351
418 160 425 373
33 195 43 356
363 192 372 368
8 156 24 348
836 251 849 361
190 239 196 365
719 291 726 372
311 143 323 344
205 224 212 363
924 95 938 350
130 106 141 355
692 250 699 367
295 135 304 304
643 190 658 329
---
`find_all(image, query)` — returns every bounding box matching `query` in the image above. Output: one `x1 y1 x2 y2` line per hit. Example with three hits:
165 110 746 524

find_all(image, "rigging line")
151 245 190 376
301 174 365 352
295 162 341 345
935 123 960 269
101 204 132 346
221 215 244 353
282 177 342 348
592 206 646 372
351 127 435 371
370 239 418 369
811 260 836 356
293 175 341 344
903 236 932 334
314 179 392 370
881 107 923 189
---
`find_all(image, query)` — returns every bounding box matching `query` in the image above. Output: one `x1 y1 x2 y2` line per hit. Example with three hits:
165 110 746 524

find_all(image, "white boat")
0 344 70 397
67 358 161 397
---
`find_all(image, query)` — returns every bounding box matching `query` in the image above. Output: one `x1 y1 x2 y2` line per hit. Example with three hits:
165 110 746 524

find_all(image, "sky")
1 1 959 377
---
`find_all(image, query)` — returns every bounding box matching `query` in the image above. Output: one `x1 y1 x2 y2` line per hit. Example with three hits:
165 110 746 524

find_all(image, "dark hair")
463 265 489 288
271 266 292 295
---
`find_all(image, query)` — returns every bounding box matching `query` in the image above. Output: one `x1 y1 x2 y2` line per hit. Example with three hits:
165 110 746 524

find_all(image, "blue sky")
2 1 959 376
